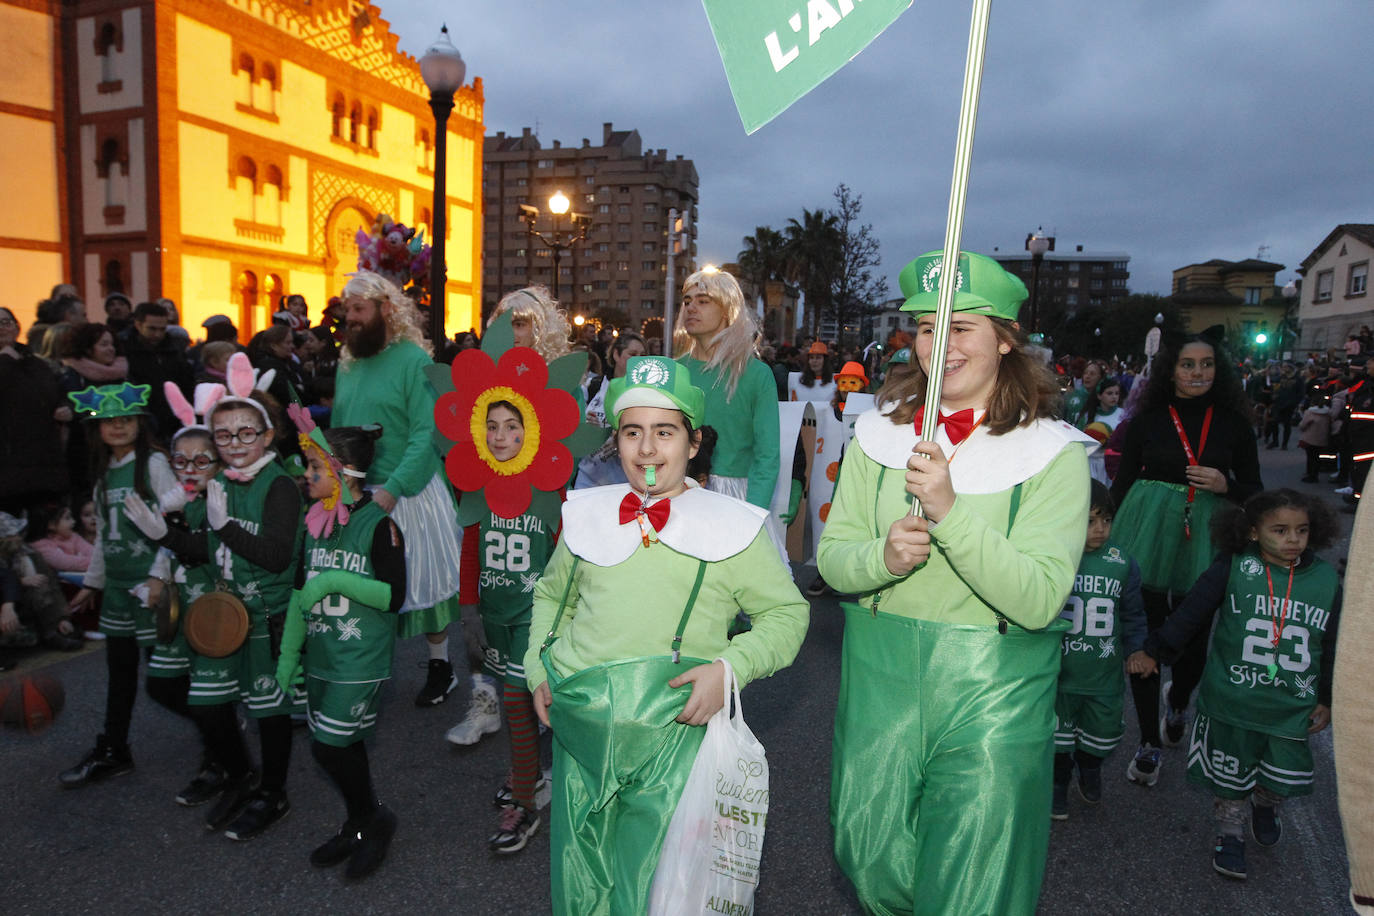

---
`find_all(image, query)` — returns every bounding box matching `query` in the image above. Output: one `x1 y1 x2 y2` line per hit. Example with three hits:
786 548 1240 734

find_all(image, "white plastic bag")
649 659 769 916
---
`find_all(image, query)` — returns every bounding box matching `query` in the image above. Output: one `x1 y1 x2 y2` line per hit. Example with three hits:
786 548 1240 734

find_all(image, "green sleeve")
817 441 904 597
928 444 1090 630
524 541 580 691
297 569 392 611
717 531 809 687
382 348 441 499
744 364 780 508
275 591 307 692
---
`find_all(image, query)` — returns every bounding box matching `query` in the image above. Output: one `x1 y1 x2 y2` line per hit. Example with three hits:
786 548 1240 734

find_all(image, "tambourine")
183 592 250 658
153 583 181 644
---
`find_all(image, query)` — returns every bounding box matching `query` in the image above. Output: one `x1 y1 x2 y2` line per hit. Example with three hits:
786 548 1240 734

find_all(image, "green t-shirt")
677 355 780 508
174 498 219 604
205 462 302 622
301 500 395 683
98 459 161 589
479 509 555 627
1197 550 1339 739
1058 542 1133 696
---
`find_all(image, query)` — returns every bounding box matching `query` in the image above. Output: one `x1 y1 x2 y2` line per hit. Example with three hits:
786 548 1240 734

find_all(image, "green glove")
296 569 393 613
274 590 308 695
779 479 804 526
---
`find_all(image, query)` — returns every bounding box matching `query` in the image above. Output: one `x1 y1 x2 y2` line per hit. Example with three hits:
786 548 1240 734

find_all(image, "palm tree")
739 226 788 299
784 209 841 338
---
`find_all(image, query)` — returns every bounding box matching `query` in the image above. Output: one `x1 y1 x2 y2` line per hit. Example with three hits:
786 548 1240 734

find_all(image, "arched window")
236 53 254 107
417 129 430 170
258 63 277 115
99 138 124 207
366 109 378 150
262 164 283 227
264 273 282 305
238 270 259 331
104 258 124 296
235 156 256 222
348 104 361 144
418 206 432 239
97 22 119 84
331 94 345 138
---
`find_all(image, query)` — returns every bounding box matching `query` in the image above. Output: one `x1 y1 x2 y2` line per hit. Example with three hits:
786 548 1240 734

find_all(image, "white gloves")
206 479 229 530
122 493 168 541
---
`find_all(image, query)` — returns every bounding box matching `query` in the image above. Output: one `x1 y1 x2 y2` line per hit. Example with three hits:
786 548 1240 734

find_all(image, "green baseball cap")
69 383 151 419
889 347 911 365
898 250 1027 321
607 356 705 429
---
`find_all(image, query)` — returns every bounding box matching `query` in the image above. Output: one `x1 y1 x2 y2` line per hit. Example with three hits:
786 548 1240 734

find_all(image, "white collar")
561 481 767 566
108 451 136 469
853 401 1099 493
223 453 277 482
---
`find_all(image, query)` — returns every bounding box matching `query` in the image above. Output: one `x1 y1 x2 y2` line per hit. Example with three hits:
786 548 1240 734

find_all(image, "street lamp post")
419 25 466 350
1025 227 1051 335
521 192 590 304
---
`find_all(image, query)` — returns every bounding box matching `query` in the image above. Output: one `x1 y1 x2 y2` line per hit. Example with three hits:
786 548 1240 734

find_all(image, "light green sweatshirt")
817 438 1089 629
525 530 808 691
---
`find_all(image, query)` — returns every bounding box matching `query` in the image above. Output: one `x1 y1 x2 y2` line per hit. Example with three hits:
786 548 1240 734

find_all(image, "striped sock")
504 684 539 810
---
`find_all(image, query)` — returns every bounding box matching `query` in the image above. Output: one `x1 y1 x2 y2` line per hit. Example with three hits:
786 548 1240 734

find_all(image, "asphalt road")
0 443 1356 915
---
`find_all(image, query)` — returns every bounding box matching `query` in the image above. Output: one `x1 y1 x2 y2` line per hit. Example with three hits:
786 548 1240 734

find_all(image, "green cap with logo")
898 250 1028 321
607 356 705 429
889 347 911 365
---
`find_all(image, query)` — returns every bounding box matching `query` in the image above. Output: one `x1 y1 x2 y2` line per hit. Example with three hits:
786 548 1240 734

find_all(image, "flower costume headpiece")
286 397 366 539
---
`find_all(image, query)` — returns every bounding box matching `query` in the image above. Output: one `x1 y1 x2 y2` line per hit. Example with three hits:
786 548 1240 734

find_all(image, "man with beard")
332 270 466 706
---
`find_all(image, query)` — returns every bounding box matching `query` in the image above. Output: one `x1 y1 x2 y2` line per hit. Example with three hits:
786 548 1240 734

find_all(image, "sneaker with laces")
489 804 541 854
1076 763 1103 804
1213 834 1247 879
445 680 501 745
205 770 260 830
1051 782 1069 821
1251 803 1282 847
311 819 364 868
345 805 397 880
493 770 551 809
1126 743 1161 787
59 735 134 788
415 658 458 707
224 788 290 841
176 760 229 807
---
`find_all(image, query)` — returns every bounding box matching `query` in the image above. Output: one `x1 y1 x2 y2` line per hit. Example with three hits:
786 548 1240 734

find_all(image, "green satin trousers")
831 606 1061 916
547 655 708 916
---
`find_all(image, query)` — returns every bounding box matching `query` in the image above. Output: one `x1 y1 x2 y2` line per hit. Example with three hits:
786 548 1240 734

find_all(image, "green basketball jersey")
99 458 160 588
1057 542 1133 696
302 499 395 683
173 498 219 605
205 462 301 622
1196 550 1339 739
478 509 555 627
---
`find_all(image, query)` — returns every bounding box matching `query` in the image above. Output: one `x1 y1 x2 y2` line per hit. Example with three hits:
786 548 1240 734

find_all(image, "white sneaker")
444 681 502 746
1334 486 1354 496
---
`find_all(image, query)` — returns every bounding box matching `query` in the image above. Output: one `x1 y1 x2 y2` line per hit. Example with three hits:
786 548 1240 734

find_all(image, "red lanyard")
1262 560 1295 680
1168 405 1213 538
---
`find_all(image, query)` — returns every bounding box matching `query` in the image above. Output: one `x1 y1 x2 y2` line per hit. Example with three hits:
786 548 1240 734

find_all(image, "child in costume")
275 422 406 881
790 341 836 403
472 399 557 853
525 356 808 914
817 250 1095 916
1127 489 1341 881
60 383 187 787
148 355 304 840
1051 481 1146 820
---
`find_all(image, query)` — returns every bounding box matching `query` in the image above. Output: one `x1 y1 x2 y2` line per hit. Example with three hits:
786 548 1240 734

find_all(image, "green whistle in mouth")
644 465 656 487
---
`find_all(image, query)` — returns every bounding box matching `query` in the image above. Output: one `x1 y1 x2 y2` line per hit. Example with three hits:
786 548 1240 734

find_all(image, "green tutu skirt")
1113 480 1223 593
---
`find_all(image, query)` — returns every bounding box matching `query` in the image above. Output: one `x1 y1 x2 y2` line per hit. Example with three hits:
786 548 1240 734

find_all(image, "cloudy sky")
381 1 1370 297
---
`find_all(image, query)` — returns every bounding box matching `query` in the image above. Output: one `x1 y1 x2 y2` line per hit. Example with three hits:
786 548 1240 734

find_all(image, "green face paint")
644 465 657 487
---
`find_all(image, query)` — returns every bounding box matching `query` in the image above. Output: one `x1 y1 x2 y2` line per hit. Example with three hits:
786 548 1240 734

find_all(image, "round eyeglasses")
213 427 264 446
172 454 217 470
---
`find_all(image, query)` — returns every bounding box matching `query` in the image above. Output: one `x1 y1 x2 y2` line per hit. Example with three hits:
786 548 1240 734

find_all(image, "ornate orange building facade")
1 0 483 337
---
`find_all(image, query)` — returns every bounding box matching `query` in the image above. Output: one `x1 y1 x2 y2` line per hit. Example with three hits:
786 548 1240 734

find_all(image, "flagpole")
910 0 994 518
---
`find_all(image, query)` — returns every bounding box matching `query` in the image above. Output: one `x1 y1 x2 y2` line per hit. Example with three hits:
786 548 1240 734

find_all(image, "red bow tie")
914 408 978 445
619 492 671 530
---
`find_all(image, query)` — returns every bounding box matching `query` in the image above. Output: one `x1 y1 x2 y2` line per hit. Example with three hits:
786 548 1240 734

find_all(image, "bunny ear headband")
166 381 228 445
211 352 275 430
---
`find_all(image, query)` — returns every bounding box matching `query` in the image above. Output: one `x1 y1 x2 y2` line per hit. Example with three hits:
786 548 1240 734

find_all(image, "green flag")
702 0 912 134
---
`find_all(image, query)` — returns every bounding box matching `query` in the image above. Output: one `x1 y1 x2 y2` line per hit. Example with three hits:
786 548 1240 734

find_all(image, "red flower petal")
526 441 573 491
435 391 472 442
449 349 496 410
495 347 548 394
486 473 532 519
535 389 580 440
445 441 492 492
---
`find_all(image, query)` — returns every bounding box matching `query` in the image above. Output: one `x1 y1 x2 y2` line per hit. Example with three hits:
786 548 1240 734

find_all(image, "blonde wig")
339 270 429 364
674 268 759 400
490 286 571 363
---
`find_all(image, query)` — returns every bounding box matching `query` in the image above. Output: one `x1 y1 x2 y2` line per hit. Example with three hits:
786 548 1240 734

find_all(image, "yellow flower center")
471 387 541 475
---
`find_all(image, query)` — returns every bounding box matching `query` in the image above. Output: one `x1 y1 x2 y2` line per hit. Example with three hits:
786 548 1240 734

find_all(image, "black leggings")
312 740 377 823
1128 587 1209 746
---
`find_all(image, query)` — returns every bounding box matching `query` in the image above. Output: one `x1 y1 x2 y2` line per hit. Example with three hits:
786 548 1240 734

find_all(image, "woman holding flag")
818 250 1095 915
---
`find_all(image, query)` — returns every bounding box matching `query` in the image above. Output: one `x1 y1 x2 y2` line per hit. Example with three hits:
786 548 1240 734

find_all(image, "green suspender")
539 556 582 655
670 560 708 664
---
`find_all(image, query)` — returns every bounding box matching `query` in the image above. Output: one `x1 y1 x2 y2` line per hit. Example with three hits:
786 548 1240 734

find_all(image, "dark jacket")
120 328 194 443
0 347 68 508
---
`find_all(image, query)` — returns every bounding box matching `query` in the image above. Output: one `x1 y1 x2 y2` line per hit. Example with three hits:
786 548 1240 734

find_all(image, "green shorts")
99 585 156 647
147 629 192 679
480 620 531 689
1053 690 1124 758
1186 712 1314 800
306 676 383 747
186 628 304 718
